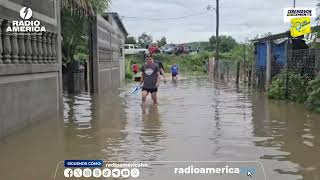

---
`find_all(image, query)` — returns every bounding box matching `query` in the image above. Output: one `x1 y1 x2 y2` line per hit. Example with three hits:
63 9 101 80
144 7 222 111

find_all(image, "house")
252 26 320 89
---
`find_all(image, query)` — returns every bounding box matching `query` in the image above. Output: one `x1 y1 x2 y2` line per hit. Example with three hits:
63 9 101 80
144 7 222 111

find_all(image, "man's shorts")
172 73 178 77
142 88 158 93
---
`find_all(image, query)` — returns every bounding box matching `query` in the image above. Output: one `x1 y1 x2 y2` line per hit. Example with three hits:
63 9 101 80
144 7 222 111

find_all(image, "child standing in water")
171 63 179 80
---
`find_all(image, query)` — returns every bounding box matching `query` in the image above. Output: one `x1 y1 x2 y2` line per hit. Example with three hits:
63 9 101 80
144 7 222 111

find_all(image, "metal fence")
287 49 320 80
254 48 320 91
210 49 320 90
211 59 250 84
215 49 320 88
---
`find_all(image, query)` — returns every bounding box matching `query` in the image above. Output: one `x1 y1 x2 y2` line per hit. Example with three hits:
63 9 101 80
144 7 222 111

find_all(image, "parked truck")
124 44 149 55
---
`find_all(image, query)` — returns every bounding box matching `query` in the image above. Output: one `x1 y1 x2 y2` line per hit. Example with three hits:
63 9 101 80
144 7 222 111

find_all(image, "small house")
252 26 320 89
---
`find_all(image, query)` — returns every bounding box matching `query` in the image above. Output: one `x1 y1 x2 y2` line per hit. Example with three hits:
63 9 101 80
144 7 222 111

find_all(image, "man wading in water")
140 54 161 105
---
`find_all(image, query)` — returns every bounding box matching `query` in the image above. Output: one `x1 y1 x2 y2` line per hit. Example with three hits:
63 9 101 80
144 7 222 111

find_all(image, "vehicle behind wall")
125 44 149 54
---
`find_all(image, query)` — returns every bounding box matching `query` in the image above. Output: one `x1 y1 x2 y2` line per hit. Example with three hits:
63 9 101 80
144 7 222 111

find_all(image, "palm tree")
61 0 94 16
61 0 111 16
60 0 110 68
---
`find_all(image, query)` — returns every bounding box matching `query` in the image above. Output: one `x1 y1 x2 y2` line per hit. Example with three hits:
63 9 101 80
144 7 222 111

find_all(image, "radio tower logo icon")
20 7 32 20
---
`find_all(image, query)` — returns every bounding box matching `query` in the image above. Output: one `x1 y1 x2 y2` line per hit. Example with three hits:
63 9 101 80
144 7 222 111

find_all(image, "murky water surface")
1 77 320 179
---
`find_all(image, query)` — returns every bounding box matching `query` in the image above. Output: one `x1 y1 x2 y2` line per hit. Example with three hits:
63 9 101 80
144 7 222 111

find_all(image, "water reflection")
0 116 63 180
140 105 165 161
63 92 129 160
64 93 93 129
252 95 320 179
171 79 178 88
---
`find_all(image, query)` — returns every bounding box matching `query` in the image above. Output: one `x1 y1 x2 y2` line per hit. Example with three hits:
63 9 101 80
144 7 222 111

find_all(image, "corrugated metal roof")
252 25 320 43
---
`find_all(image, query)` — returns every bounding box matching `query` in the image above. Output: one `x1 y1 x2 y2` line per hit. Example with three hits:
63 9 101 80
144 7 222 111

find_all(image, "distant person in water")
132 63 139 74
171 63 179 80
140 53 160 105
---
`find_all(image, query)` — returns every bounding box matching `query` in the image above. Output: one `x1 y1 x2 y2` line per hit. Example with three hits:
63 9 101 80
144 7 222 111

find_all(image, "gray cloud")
111 0 317 43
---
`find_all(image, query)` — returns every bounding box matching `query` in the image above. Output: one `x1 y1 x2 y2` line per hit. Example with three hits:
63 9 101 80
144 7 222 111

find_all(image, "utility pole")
243 44 246 83
214 0 220 78
293 0 296 8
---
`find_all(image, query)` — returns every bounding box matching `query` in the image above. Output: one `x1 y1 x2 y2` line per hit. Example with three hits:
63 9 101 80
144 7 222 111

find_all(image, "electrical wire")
122 11 210 21
171 0 199 13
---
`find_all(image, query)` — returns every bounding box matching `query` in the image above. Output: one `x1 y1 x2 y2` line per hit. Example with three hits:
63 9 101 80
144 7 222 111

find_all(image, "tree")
209 35 238 53
61 8 89 65
138 33 153 48
90 0 110 14
125 36 136 44
157 37 167 47
61 0 110 67
61 0 93 16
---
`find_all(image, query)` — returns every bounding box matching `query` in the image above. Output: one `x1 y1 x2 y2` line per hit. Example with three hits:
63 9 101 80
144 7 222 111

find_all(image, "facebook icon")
64 168 73 177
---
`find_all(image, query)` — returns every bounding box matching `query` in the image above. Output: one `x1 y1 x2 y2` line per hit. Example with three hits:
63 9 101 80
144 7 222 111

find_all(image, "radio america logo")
6 7 46 33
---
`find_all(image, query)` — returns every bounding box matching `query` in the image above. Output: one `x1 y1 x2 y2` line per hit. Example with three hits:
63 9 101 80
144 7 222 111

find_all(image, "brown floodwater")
0 77 320 179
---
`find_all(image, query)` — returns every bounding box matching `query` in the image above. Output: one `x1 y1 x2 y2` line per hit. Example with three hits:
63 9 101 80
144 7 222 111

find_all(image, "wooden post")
248 64 252 86
243 44 246 83
0 19 3 64
236 61 240 85
266 41 272 89
214 0 220 79
252 46 257 87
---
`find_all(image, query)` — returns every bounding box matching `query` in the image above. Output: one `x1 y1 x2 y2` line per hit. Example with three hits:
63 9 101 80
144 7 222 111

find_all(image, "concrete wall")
91 14 125 93
0 0 62 138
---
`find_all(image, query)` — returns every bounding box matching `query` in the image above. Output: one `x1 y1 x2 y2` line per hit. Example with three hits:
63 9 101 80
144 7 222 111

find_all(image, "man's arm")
156 71 160 87
160 68 165 75
140 73 144 86
160 62 166 82
140 65 144 87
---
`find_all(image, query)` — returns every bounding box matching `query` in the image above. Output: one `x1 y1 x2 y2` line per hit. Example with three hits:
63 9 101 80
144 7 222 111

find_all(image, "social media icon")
121 169 130 178
64 168 73 177
93 168 102 178
73 168 82 177
83 168 92 177
131 168 140 178
112 169 121 178
102 168 111 177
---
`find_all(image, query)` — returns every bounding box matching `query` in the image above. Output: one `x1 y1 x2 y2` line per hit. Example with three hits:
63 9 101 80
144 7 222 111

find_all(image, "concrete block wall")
0 0 62 138
92 14 125 93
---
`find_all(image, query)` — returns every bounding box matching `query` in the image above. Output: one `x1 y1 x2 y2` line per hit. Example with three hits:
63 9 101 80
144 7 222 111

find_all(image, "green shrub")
126 52 214 74
125 72 133 79
307 77 320 93
305 77 320 112
267 72 287 100
287 73 308 103
267 71 308 103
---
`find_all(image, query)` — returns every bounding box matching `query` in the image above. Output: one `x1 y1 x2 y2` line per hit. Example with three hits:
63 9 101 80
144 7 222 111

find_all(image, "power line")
122 11 209 21
172 0 199 13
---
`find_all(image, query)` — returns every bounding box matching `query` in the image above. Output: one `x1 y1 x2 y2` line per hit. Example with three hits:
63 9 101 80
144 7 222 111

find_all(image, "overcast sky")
110 0 318 43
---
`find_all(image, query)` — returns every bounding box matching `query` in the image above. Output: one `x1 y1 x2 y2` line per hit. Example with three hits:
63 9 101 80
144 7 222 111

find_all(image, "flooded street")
1 77 320 179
